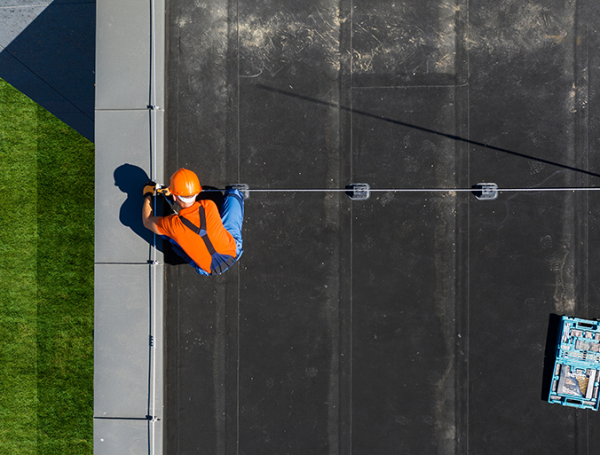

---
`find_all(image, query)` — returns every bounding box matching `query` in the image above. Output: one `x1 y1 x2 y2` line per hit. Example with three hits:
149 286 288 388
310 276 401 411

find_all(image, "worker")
142 168 243 275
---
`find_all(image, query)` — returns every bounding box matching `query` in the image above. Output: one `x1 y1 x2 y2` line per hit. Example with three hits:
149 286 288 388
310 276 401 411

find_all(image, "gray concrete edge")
93 0 165 453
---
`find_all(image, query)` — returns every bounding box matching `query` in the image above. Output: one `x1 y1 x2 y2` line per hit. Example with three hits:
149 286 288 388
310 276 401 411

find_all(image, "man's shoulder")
199 199 218 211
160 211 179 220
157 212 179 227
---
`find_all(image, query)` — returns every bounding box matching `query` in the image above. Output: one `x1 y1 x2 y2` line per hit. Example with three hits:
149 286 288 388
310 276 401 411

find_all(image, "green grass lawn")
0 78 94 454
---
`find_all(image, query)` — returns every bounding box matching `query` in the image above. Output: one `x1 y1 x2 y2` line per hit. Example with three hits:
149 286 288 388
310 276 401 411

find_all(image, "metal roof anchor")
229 183 250 200
474 183 498 200
346 183 371 200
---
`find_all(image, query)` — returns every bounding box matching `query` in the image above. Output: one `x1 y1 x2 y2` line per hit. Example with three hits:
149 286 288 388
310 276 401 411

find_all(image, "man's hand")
143 181 157 198
156 185 171 197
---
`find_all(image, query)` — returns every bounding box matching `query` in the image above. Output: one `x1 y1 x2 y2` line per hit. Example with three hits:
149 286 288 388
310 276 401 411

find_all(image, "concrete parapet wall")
94 0 165 453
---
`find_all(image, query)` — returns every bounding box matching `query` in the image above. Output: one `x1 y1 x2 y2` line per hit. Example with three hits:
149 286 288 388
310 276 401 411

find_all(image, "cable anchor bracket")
228 184 250 200
346 183 371 201
474 183 499 201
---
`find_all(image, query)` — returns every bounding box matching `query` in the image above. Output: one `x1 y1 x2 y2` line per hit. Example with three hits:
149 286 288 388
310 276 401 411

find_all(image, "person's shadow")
114 164 186 264
114 164 157 245
197 185 224 208
113 164 227 266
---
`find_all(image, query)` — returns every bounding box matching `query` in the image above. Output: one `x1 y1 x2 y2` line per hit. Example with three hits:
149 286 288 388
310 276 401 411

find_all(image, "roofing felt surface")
164 0 600 453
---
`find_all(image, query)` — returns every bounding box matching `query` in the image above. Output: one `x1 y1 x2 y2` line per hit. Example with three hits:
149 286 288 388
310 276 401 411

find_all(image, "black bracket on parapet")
229 183 250 200
346 183 370 201
474 183 498 201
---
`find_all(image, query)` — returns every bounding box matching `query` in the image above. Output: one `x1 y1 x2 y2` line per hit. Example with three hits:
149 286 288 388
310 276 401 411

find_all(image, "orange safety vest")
156 200 237 274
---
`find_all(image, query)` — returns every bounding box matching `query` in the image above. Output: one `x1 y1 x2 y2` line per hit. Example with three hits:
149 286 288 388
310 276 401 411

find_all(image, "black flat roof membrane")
165 0 600 453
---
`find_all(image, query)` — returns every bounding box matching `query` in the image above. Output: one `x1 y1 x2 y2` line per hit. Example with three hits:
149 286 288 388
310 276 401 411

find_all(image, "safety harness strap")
179 206 235 275
180 207 217 255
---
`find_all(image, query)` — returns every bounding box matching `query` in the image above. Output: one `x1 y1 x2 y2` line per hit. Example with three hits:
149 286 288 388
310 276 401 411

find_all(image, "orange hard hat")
169 168 202 196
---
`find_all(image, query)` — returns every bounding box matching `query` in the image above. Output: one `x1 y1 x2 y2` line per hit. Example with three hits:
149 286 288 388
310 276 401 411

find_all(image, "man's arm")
142 196 163 234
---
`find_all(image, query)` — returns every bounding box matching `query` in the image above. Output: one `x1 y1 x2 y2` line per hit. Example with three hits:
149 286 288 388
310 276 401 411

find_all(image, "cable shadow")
256 84 600 179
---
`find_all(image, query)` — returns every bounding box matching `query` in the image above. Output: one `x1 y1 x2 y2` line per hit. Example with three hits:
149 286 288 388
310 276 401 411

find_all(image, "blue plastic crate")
548 316 600 411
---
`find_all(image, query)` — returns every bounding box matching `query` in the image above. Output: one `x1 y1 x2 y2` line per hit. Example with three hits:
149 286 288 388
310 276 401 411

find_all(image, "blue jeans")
165 189 244 275
220 189 244 258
